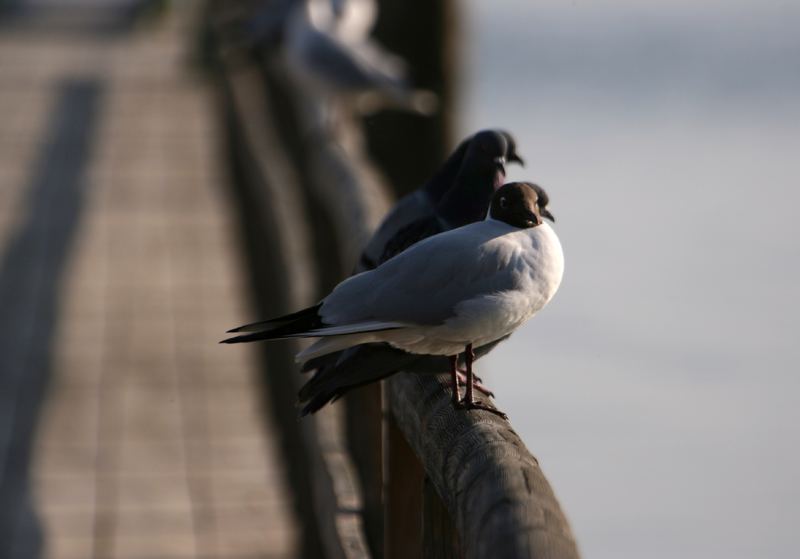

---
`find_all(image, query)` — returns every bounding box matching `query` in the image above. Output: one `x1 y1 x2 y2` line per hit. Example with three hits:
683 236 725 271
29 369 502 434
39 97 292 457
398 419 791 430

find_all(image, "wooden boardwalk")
0 5 298 559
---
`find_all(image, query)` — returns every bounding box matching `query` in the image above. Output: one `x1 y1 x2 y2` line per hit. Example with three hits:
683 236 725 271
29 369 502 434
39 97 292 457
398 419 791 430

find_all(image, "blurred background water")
461 1 800 557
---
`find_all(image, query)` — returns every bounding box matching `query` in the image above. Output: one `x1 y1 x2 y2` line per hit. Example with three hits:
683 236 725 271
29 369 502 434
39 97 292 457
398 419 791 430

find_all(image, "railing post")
346 384 386 556
367 0 458 192
422 478 462 559
384 416 424 558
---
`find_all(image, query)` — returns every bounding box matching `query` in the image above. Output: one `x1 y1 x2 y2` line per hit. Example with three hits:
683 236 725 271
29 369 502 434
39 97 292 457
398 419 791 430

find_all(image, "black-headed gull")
223 182 564 417
247 0 377 49
298 181 553 415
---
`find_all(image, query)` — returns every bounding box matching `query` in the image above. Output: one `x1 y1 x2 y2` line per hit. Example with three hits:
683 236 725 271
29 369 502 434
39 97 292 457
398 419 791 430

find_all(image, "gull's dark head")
490 182 553 228
498 130 525 166
527 182 555 222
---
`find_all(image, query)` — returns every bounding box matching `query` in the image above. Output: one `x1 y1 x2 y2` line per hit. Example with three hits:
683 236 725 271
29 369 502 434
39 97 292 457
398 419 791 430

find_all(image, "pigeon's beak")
493 156 507 176
541 208 555 222
508 153 525 166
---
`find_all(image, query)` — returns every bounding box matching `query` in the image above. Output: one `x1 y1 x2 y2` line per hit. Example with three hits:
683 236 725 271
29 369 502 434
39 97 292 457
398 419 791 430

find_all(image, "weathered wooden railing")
205 1 580 557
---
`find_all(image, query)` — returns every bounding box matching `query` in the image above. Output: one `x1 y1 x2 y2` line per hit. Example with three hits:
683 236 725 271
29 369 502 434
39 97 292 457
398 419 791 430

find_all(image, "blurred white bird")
224 183 564 416
283 0 437 115
329 0 377 43
247 0 375 46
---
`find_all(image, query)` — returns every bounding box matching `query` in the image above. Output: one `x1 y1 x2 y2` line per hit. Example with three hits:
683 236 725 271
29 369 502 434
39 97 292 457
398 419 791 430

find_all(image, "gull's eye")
499 196 508 209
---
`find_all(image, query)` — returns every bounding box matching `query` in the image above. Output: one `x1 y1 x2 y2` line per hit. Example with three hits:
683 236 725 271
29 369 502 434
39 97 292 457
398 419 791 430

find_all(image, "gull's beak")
541 208 555 222
525 210 542 227
493 156 507 176
508 152 525 166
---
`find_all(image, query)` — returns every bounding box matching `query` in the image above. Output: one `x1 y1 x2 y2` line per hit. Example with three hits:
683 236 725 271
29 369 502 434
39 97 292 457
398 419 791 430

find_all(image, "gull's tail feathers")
222 302 404 349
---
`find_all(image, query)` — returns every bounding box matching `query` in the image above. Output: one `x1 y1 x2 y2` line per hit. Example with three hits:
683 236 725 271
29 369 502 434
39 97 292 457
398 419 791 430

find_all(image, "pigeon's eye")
499 197 509 209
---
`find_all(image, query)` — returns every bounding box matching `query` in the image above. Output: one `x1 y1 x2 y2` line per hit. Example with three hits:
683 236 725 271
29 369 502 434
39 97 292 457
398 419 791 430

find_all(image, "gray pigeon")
358 129 524 270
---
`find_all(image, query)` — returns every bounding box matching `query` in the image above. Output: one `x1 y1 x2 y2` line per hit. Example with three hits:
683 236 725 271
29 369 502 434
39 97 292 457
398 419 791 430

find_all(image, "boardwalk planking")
0 6 298 559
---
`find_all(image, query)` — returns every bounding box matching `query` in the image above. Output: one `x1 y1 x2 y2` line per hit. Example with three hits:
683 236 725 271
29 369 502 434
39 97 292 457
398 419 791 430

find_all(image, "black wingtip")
225 323 262 333
219 334 255 344
295 393 325 419
225 303 324 335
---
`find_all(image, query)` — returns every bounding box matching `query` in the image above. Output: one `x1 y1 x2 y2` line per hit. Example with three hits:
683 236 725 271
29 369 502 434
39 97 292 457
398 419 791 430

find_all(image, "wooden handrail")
216 54 372 559
388 374 580 558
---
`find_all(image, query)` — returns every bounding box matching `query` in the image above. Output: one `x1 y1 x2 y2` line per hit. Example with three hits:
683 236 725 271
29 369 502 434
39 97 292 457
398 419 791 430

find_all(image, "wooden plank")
19 17 301 558
0 77 102 559
384 417 424 559
346 383 386 557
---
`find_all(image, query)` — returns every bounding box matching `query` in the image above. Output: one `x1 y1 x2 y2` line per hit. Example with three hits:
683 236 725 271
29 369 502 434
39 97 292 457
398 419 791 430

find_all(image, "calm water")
461 2 800 557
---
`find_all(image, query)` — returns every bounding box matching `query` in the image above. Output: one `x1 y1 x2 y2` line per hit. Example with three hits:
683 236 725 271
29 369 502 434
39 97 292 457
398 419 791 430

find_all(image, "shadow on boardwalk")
0 77 101 559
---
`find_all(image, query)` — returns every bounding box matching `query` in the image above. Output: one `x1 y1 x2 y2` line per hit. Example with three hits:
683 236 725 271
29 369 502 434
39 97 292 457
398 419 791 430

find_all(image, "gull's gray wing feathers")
321 220 520 326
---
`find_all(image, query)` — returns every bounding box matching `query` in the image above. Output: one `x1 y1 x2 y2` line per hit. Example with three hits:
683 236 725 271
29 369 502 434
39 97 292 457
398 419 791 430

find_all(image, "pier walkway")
0 3 298 558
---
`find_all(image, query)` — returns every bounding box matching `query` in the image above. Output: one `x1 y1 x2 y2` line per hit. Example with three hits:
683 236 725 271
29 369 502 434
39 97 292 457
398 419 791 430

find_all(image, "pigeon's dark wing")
378 216 444 265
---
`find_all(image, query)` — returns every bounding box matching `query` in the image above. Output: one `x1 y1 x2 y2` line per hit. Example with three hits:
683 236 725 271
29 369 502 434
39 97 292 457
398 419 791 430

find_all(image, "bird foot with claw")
455 371 494 398
455 399 508 420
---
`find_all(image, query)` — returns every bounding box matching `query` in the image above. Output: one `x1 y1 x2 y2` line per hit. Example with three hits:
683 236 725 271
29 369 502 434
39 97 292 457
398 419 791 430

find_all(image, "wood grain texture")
388 374 581 559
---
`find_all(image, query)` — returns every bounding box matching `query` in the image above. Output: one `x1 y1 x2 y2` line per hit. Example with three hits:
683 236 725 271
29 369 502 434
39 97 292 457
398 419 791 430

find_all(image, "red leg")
463 343 476 404
449 355 460 405
457 343 507 419
455 371 494 398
